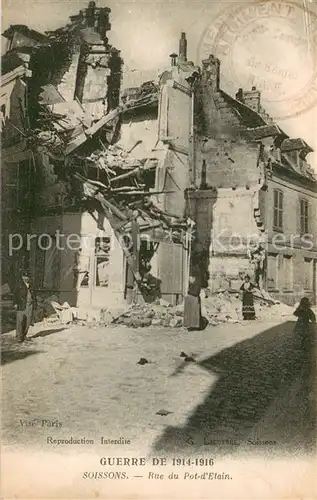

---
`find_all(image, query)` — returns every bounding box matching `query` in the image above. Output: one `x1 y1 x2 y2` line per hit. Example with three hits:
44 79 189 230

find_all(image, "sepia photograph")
1 0 317 498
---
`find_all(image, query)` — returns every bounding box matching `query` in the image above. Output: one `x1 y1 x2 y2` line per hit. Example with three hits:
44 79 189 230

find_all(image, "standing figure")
183 273 202 331
293 298 316 403
240 274 256 320
13 272 37 343
293 297 316 349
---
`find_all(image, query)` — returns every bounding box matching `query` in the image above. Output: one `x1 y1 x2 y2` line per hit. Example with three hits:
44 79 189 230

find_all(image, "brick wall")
265 177 317 239
56 52 80 103
188 188 261 291
163 149 189 217
195 135 262 189
193 56 264 190
29 212 125 307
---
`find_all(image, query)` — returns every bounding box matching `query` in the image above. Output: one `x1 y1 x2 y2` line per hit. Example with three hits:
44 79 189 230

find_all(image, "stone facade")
2 15 316 308
1 16 197 308
189 54 317 305
263 175 317 305
1 4 123 305
1 55 34 289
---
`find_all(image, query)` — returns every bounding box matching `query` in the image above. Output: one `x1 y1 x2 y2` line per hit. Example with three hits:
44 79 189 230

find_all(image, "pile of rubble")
109 290 295 328
31 289 295 331
202 290 294 326
113 300 184 328
34 295 74 325
85 144 157 171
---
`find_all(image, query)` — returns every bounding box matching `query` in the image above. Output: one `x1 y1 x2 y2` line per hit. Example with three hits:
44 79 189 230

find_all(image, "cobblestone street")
1 317 316 458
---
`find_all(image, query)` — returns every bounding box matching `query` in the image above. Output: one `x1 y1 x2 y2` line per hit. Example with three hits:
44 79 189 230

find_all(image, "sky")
2 0 317 170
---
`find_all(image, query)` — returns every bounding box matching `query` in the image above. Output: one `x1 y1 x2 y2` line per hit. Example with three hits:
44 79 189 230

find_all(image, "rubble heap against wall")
30 75 192 297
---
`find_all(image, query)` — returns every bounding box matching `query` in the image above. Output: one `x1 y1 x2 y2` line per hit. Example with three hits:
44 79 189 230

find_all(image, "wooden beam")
65 106 123 155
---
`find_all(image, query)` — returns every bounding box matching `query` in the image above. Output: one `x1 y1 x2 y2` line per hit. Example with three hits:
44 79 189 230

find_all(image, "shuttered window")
300 199 309 234
273 189 283 231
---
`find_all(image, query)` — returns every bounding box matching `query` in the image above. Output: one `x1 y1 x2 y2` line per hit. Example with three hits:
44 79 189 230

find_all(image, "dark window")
34 240 46 289
34 236 59 289
2 164 19 210
273 189 283 231
300 199 309 234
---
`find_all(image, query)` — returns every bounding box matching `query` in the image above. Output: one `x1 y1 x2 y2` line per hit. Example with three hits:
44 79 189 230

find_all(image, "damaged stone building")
188 55 317 305
1 3 196 310
1 1 316 310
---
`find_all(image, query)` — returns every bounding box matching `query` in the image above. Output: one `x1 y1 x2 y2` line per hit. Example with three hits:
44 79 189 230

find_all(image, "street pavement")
1 317 316 458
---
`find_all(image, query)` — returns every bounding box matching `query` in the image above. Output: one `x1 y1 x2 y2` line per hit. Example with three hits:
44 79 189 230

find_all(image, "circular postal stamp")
197 1 317 120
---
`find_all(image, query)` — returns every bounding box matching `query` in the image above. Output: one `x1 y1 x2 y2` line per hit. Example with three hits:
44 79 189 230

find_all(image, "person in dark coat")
293 297 316 403
240 274 256 320
293 297 316 348
294 297 316 325
13 272 37 343
183 274 203 331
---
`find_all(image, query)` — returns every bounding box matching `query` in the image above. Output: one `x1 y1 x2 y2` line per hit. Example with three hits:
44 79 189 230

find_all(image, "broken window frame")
94 236 111 287
2 163 19 210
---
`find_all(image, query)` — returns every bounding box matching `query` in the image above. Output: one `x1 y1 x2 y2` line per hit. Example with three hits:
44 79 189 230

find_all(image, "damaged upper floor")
1 5 316 202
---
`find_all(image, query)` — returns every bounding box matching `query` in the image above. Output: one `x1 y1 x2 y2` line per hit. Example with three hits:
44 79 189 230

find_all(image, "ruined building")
188 55 317 305
1 5 198 309
1 4 316 310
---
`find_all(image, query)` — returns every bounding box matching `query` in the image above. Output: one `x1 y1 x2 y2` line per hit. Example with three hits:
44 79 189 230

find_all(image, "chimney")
202 54 220 90
86 1 96 27
169 52 178 67
179 32 187 61
243 86 261 112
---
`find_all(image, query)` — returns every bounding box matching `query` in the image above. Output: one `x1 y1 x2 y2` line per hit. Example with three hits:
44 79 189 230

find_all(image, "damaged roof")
245 124 287 140
39 84 66 105
2 24 51 45
219 90 268 128
281 138 314 154
64 82 159 155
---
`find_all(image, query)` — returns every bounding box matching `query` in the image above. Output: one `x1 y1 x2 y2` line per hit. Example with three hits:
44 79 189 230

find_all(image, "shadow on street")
1 327 65 365
1 348 44 365
30 328 65 339
153 320 316 456
1 314 16 334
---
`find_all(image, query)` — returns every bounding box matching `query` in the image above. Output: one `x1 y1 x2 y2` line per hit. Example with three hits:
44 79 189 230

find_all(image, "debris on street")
184 356 195 362
28 286 295 332
137 358 149 365
156 409 173 416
